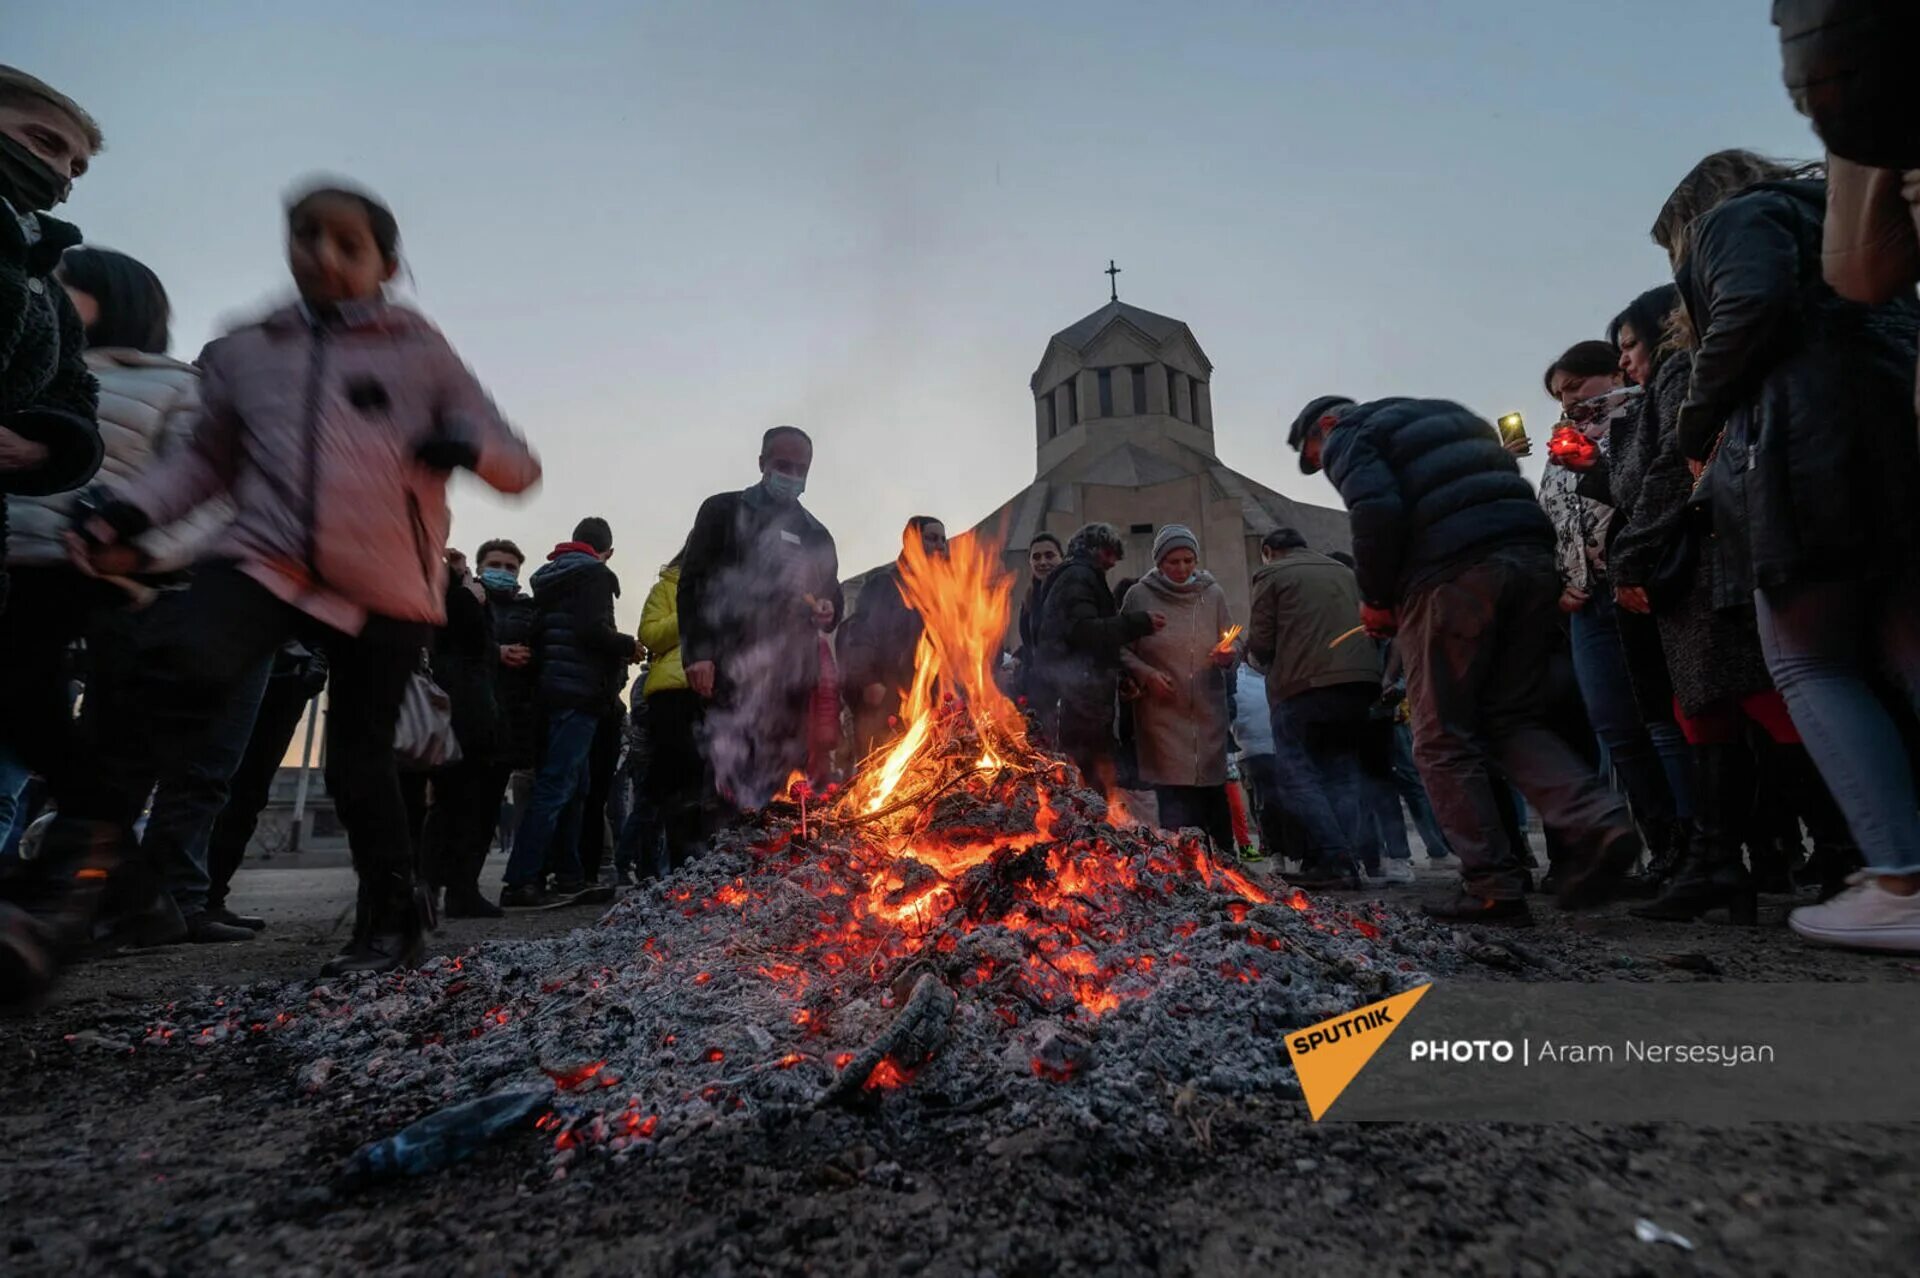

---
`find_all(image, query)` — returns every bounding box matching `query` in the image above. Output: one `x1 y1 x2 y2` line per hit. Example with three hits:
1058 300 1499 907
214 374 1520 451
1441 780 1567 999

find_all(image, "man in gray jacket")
1245 528 1382 889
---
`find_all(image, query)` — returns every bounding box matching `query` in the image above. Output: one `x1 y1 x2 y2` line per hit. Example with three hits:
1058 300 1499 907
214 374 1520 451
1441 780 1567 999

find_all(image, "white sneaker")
1788 873 1920 954
1369 859 1416 886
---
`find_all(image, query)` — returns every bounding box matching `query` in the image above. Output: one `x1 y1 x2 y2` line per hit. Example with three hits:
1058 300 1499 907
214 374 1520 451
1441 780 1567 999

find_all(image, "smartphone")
1496 412 1527 448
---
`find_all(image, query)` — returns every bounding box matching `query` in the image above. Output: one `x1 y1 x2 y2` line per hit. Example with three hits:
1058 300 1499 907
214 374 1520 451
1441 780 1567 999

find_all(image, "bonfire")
77 531 1450 1172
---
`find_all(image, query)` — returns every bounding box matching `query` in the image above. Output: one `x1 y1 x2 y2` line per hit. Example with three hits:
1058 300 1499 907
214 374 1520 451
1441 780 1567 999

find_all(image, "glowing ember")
862 1058 917 1091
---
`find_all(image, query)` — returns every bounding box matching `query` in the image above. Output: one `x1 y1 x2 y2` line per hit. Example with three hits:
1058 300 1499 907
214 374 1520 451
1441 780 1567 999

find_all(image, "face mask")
480 568 519 593
0 134 69 212
763 471 806 503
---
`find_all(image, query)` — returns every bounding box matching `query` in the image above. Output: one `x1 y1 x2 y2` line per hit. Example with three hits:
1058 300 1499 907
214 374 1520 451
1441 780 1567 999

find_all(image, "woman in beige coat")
1119 524 1236 850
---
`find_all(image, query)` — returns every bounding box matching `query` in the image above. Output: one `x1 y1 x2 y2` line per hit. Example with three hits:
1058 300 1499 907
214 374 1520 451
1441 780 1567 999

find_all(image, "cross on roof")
1105 259 1121 303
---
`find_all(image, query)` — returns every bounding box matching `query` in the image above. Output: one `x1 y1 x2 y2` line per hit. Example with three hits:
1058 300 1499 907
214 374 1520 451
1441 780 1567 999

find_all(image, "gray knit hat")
1152 523 1199 565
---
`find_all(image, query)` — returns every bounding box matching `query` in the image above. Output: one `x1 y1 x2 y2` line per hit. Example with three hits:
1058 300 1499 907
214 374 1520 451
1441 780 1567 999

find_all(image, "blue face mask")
763 470 806 502
480 568 519 594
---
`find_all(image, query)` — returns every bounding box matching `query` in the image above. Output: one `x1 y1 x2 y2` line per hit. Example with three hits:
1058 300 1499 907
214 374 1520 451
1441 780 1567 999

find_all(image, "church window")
1066 379 1079 427
1167 367 1182 420
1129 523 1154 535
1189 376 1202 422
1097 369 1113 417
1045 393 1058 439
1130 365 1147 415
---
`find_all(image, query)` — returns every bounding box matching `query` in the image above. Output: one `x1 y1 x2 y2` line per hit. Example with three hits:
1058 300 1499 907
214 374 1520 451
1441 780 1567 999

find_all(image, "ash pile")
103 747 1458 1173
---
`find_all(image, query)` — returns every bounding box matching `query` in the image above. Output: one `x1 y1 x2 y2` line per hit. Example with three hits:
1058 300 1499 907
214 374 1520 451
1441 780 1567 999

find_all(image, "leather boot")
0 820 128 1013
1632 744 1757 924
1620 816 1690 898
321 871 425 977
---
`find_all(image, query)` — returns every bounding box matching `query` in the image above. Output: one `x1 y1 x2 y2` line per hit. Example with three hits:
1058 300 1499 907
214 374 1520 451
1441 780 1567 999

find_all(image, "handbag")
395 653 463 771
1643 431 1726 612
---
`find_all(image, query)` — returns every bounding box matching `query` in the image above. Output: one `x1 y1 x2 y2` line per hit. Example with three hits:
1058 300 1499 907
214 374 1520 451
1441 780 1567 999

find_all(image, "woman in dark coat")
1648 149 1920 952
1035 523 1161 791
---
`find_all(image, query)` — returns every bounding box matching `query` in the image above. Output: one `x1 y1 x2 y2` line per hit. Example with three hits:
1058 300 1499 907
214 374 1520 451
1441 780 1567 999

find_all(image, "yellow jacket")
640 565 686 696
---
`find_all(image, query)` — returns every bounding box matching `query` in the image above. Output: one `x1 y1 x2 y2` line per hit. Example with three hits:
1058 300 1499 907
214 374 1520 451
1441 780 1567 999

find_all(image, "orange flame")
841 531 1027 820
1215 624 1243 655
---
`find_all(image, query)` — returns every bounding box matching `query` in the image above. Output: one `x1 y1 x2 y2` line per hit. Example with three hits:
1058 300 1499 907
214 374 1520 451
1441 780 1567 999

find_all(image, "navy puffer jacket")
1321 398 1554 608
530 550 630 712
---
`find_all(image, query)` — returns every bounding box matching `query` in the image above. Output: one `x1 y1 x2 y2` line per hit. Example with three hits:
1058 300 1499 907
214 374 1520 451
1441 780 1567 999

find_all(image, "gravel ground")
2 852 1916 1277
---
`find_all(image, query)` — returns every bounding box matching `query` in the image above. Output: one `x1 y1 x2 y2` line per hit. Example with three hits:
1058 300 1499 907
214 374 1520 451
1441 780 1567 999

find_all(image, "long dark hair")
58 247 170 353
1651 150 1822 266
1608 284 1682 375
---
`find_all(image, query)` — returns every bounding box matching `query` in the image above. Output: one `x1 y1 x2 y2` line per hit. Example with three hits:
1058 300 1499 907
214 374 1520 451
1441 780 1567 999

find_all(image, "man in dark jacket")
1246 527 1383 888
499 517 637 906
840 515 946 757
679 426 843 811
1035 522 1164 791
0 67 103 617
477 538 537 873
1291 396 1642 924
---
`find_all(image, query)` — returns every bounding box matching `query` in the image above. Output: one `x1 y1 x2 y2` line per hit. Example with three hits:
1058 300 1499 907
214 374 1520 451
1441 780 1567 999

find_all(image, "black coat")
1 209 102 613
838 564 922 710
1321 398 1555 608
529 551 630 713
1611 353 1774 715
1675 180 1920 594
486 587 539 766
1035 553 1152 738
677 482 842 697
432 578 500 758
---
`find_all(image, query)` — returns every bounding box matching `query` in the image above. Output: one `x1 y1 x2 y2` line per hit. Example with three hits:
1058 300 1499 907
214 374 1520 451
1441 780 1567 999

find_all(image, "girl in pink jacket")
38 182 541 985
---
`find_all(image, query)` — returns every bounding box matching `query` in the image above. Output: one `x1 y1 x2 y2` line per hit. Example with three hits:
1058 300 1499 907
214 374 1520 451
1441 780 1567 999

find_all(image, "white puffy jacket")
6 349 231 572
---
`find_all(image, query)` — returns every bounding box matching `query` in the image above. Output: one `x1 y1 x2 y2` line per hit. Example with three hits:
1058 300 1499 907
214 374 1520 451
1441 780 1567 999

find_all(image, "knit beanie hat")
1152 523 1199 565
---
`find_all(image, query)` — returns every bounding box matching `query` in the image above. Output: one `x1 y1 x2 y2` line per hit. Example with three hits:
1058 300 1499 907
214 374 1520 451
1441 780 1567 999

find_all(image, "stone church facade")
846 296 1351 643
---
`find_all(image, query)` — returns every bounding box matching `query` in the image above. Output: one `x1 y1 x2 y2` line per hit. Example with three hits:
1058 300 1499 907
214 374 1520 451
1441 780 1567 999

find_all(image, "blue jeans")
1389 722 1451 858
503 709 600 887
1755 579 1920 876
1569 592 1689 823
141 654 274 913
0 746 30 852
1267 684 1373 871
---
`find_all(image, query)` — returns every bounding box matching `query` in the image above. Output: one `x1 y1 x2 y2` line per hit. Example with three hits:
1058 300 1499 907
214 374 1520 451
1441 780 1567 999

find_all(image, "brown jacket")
1823 154 1920 416
1246 549 1380 706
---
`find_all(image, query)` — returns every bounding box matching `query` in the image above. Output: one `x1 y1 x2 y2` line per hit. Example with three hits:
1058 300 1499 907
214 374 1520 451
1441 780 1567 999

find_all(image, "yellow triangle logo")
1285 983 1431 1121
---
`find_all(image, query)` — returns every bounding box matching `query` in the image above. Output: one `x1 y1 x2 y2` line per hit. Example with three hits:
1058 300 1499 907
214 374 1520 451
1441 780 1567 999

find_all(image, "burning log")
817 973 958 1107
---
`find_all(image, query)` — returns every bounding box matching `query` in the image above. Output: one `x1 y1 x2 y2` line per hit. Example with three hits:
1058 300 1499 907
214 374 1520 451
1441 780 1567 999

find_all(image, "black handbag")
1775 0 1920 169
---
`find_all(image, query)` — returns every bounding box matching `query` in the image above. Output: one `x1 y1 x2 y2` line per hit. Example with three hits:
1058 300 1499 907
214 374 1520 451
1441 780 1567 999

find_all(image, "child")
4 181 540 998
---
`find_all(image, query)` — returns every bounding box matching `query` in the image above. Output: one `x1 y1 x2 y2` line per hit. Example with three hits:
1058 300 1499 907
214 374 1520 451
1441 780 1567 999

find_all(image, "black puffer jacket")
486 587 538 766
1 209 103 613
1676 179 1920 594
529 549 630 713
1320 398 1555 608
1035 553 1152 738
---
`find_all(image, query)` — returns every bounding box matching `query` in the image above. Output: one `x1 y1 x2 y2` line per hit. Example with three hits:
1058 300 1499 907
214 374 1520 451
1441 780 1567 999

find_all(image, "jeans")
1754 579 1920 875
1361 720 1410 865
1390 722 1451 858
503 709 601 887
206 669 320 910
1401 549 1635 900
0 747 30 851
1569 591 1690 824
1267 683 1375 871
139 654 273 913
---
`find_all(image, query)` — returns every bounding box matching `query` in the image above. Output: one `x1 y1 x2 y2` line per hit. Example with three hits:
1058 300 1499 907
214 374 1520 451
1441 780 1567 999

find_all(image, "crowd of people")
4 16 1920 1011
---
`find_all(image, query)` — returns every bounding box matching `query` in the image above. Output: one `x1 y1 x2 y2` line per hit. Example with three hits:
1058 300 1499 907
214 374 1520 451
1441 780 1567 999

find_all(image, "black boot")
321 872 424 977
0 820 128 1013
1631 744 1757 925
1781 747 1862 902
1619 817 1689 898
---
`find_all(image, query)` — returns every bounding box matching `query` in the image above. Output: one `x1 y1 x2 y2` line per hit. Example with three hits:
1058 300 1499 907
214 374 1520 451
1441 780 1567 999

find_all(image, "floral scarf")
1540 385 1639 594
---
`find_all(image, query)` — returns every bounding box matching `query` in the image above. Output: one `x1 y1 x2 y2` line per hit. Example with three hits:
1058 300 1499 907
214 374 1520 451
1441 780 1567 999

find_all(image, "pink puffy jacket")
115 301 541 634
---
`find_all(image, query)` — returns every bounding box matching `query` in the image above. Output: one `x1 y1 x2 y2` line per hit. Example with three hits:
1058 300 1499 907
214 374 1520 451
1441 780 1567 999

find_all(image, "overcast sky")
18 1 1816 631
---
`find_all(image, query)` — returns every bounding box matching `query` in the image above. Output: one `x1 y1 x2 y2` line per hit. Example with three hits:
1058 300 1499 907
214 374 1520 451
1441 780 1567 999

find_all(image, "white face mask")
764 471 806 502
